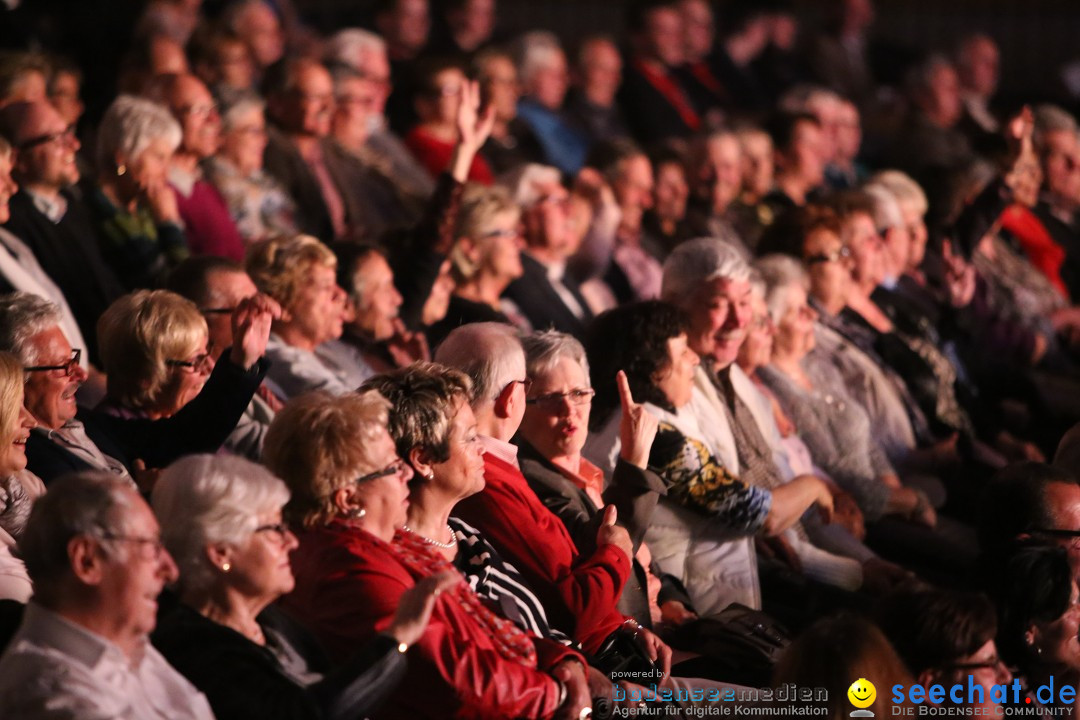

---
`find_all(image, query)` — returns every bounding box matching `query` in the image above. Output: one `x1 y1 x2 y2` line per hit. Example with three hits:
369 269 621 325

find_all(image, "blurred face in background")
577 38 621 108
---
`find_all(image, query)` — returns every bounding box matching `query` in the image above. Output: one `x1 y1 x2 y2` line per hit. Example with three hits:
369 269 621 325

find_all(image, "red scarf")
632 58 701 132
391 528 538 667
1000 205 1068 298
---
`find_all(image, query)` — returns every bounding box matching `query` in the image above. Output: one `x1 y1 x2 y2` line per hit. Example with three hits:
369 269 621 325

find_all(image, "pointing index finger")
616 370 635 410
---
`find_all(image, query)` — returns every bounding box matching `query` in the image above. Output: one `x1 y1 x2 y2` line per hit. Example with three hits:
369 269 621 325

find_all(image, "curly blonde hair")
263 389 393 528
96 290 208 411
246 234 337 314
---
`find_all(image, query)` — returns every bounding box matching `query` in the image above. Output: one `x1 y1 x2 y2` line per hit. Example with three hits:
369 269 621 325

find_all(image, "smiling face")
170 75 221 160
155 332 213 418
221 104 267 176
23 326 88 431
519 356 592 464
682 277 752 369
844 212 887 290
1 385 35 475
479 210 525 282
736 293 775 374
0 150 17 224
847 678 876 708
14 101 80 190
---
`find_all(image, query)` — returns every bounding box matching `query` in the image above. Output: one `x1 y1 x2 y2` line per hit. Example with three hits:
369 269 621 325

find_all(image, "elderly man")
0 290 273 484
152 73 246 261
501 164 593 338
0 100 123 363
263 57 414 244
166 256 284 460
513 31 589 175
0 472 213 718
325 28 435 199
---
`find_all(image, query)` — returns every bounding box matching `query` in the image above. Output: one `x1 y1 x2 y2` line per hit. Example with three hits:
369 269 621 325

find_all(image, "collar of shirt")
167 164 199 197
480 434 519 469
26 189 68 224
544 258 566 283
553 456 605 508
19 602 139 673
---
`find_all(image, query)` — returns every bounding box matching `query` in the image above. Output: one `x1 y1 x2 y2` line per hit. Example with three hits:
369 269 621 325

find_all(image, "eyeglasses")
481 228 520 241
24 348 81 377
526 388 595 409
100 532 168 561
199 306 236 316
504 378 532 394
18 124 77 150
178 102 219 119
805 246 852 265
254 523 292 543
166 353 214 374
355 459 411 484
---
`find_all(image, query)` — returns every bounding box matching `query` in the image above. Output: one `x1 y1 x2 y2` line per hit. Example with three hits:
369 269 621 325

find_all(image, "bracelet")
622 618 643 636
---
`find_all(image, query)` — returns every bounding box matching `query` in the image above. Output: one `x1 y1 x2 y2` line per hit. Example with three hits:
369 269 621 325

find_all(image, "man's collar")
480 434 519 469
26 188 68 223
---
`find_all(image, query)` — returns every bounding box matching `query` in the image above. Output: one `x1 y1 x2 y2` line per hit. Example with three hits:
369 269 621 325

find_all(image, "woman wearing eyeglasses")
426 184 527 347
269 387 591 719
96 290 216 420
151 453 452 720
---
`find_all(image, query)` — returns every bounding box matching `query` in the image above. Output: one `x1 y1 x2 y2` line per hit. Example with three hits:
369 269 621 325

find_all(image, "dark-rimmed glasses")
355 459 411 484
199 306 236 316
166 353 214 374
24 348 81 377
18 124 76 151
805 246 851 266
526 388 595 410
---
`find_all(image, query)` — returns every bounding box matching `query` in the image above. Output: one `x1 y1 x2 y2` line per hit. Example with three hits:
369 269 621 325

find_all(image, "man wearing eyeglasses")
0 100 124 365
0 472 214 719
0 290 274 485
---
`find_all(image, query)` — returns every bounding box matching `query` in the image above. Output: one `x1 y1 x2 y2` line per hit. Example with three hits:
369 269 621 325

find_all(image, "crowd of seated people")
6 0 1080 717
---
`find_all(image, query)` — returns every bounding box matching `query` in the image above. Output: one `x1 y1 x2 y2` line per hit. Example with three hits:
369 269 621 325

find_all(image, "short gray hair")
325 28 387 72
153 454 289 597
1033 104 1079 153
96 94 181 176
755 254 809 323
863 183 905 231
498 163 562 210
870 170 928 216
514 31 564 89
19 472 135 595
434 322 524 406
219 90 266 131
0 291 63 364
521 330 590 387
661 237 752 306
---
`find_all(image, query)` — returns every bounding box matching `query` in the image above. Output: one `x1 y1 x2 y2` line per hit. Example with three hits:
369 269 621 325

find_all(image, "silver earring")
349 507 366 519
221 562 231 572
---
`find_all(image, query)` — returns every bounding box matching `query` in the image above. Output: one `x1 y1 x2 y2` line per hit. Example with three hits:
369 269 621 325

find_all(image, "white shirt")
0 603 215 720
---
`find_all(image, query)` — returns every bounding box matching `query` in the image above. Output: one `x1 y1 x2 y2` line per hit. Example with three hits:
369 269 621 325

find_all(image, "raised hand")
616 370 659 470
596 504 633 561
385 317 431 366
229 293 281 370
450 79 496 182
387 571 459 647
141 177 181 225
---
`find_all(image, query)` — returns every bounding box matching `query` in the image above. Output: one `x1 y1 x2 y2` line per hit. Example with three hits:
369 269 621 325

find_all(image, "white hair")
498 163 562 210
661 237 752 306
153 454 289 597
325 28 387 73
754 254 809 323
870 170 928 216
219 91 266 132
521 330 590 387
0 292 63 365
863 183 905 231
96 94 181 175
513 31 564 89
434 322 525 405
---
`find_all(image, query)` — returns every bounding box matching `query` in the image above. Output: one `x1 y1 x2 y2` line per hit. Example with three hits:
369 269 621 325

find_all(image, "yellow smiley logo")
848 678 876 709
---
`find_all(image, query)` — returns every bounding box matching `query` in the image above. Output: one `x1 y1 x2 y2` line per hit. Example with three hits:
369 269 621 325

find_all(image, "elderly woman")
96 290 213 420
753 254 935 527
266 390 590 719
205 92 298 244
151 453 451 720
0 351 43 602
992 543 1080 713
586 300 833 619
247 234 370 399
89 94 189 289
427 185 525 345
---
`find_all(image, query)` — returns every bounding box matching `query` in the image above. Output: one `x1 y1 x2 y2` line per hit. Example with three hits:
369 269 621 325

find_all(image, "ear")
331 485 357 518
916 670 938 693
1025 625 1040 655
493 381 517 420
456 236 479 261
408 446 434 481
204 543 233 571
68 536 105 586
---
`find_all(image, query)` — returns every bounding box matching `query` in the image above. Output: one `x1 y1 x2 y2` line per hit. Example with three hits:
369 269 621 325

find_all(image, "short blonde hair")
263 389 392 528
870 170 929 218
0 351 23 450
246 234 337 314
450 184 521 283
96 290 208 411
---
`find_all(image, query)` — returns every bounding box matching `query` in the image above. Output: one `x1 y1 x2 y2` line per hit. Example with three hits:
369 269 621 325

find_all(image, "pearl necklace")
402 524 457 549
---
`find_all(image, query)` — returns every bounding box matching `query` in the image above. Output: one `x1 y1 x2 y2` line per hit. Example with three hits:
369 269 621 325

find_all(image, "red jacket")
404 126 494 185
281 520 576 719
453 452 631 655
